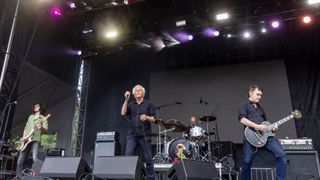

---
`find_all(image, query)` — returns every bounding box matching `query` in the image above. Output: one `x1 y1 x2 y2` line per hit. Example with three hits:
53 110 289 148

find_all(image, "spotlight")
51 7 62 16
227 34 232 38
176 20 186 27
216 13 229 21
243 31 251 39
271 21 280 28
213 31 220 37
69 2 76 9
105 31 118 38
302 16 312 24
308 0 320 4
261 28 267 33
77 50 82 56
188 35 193 40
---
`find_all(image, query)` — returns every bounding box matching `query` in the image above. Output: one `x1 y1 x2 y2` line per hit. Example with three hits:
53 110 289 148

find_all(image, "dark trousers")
240 137 287 180
125 135 155 180
16 141 40 175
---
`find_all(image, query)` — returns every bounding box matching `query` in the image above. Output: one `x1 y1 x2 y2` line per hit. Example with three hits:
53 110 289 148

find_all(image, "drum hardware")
153 101 182 164
153 118 187 163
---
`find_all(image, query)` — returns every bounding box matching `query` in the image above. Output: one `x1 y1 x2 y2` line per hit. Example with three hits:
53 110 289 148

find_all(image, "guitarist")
16 102 49 175
238 85 287 180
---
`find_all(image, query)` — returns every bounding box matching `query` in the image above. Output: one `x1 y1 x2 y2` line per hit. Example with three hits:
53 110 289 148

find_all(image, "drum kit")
152 115 219 163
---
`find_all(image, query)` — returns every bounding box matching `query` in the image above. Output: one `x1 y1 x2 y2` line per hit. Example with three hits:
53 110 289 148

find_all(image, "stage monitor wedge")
93 156 145 179
39 157 91 179
168 159 217 180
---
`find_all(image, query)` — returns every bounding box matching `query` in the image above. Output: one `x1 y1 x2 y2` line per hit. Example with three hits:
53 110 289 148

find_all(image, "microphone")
200 97 203 104
175 102 182 105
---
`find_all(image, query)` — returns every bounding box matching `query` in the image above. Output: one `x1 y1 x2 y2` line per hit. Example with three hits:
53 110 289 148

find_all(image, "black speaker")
286 151 320 180
39 157 91 179
167 160 217 180
93 156 145 179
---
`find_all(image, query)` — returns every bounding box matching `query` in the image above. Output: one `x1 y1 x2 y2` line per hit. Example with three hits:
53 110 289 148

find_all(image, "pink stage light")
51 7 62 16
271 21 280 28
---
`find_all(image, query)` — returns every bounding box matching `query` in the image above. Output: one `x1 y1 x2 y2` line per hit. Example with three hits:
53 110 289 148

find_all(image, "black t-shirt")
126 99 156 137
238 100 267 126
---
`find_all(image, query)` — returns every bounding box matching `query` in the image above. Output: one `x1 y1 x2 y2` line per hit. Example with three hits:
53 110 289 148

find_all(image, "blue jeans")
125 135 155 180
240 137 287 180
16 141 40 175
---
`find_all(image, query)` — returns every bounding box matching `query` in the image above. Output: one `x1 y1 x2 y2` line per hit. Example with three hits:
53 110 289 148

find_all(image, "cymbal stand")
202 117 213 161
153 103 178 163
212 121 223 159
153 120 165 163
199 97 213 161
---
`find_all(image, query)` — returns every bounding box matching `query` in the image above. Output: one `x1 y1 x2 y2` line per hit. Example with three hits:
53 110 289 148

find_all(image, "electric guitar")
18 114 51 151
244 110 302 147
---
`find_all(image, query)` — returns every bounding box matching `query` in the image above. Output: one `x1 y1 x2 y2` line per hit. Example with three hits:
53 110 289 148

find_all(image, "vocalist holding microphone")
121 84 156 180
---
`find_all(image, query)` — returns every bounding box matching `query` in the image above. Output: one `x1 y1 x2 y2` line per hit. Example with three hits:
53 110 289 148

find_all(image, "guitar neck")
274 114 294 126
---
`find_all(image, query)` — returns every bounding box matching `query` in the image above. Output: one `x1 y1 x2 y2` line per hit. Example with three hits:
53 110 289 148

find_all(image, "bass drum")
166 138 194 160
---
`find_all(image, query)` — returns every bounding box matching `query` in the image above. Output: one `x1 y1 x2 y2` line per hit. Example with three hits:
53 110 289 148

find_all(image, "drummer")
182 116 198 139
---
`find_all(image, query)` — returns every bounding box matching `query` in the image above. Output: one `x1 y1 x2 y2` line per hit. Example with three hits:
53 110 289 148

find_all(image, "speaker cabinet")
167 160 217 180
93 156 145 179
286 151 320 179
94 142 121 161
39 157 90 179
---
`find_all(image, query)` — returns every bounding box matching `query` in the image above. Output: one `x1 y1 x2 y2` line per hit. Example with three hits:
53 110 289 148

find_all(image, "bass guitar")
18 114 51 151
244 110 302 147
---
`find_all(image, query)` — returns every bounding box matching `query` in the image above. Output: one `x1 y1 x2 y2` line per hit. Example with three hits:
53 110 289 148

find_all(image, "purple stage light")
173 31 193 43
203 28 219 37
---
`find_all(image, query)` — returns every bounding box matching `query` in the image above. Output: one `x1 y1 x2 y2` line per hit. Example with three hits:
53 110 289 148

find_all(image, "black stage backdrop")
83 26 320 163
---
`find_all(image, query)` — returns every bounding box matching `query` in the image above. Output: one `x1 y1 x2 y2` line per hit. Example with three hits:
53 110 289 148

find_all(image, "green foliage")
41 132 57 150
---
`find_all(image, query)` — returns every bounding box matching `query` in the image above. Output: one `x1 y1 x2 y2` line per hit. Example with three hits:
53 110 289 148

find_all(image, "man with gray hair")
121 84 156 180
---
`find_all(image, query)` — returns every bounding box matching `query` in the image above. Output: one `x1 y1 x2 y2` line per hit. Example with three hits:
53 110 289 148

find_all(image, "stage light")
261 28 267 33
51 7 62 16
213 31 220 37
77 50 82 56
302 16 312 24
243 31 251 39
105 31 118 38
69 2 76 9
308 0 320 4
227 34 232 38
202 28 219 38
176 20 186 27
271 21 280 28
216 13 229 21
173 32 193 43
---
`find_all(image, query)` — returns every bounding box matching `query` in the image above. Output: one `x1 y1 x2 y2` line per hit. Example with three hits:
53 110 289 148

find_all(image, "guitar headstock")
292 110 302 119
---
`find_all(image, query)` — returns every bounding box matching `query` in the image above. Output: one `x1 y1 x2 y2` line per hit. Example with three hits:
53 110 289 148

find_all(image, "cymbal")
204 132 215 136
162 119 186 132
199 115 216 122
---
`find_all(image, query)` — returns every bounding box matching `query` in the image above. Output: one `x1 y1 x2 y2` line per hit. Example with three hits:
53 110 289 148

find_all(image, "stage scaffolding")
70 58 91 157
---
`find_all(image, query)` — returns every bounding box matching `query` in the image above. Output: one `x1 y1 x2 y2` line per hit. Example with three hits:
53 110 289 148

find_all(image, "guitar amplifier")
278 138 314 151
96 132 119 142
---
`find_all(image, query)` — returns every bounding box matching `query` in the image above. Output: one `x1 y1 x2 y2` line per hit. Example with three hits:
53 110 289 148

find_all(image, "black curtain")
285 26 320 153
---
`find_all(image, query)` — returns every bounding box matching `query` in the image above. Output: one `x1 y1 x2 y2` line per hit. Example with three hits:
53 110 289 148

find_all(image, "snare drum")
190 126 205 140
